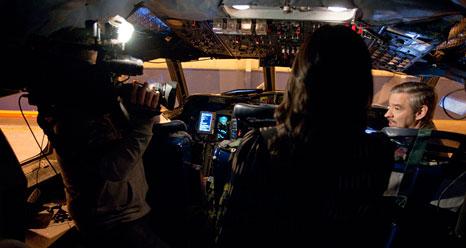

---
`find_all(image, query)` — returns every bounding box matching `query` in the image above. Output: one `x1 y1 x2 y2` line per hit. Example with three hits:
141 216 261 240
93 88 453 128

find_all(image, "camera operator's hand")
130 82 160 109
126 81 161 119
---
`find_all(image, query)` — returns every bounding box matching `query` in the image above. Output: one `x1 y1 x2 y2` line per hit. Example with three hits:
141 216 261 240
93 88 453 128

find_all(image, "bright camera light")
328 6 348 12
117 22 134 43
232 5 250 10
108 15 135 43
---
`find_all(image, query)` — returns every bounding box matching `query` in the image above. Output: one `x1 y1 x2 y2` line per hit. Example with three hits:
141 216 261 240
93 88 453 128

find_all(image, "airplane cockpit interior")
0 1 465 247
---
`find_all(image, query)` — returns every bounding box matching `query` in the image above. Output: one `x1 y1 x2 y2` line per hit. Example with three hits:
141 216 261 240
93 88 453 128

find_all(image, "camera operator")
31 28 169 248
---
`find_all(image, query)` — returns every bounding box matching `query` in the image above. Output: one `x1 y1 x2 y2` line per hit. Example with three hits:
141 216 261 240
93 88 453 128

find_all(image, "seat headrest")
233 103 276 119
233 103 277 128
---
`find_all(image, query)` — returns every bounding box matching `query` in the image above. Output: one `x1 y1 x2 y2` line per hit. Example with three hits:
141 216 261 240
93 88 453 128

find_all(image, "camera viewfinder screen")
198 111 215 134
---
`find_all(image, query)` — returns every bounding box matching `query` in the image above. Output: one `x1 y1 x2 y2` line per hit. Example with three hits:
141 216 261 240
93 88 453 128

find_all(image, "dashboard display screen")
216 115 231 140
198 111 216 134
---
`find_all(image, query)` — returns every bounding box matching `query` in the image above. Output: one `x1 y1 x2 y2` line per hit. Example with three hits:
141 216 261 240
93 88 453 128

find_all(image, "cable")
441 88 465 120
35 134 47 186
18 94 59 175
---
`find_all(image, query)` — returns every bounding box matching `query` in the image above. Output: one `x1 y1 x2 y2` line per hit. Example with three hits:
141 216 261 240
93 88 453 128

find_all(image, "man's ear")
415 105 428 121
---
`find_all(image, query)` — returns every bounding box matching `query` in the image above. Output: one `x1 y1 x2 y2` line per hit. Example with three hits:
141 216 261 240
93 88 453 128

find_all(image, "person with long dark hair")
217 25 394 247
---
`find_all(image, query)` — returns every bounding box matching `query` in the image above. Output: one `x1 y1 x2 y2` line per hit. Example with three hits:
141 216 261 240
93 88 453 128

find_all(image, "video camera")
24 16 177 112
118 81 178 111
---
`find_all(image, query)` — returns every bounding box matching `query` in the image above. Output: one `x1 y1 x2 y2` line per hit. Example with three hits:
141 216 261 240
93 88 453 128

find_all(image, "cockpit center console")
197 111 234 141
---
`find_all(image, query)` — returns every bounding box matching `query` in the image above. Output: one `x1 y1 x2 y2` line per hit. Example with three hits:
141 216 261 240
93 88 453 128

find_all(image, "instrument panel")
176 91 283 142
165 19 321 66
173 92 281 181
159 18 437 70
196 110 234 141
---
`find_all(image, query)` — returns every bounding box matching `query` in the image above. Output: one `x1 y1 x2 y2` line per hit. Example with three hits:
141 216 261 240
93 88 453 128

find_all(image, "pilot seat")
209 103 276 228
382 127 466 247
143 119 211 248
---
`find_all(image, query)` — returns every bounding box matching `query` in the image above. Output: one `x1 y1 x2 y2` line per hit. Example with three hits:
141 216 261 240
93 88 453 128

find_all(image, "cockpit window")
181 58 264 94
134 59 172 88
0 93 48 163
275 66 292 90
141 58 292 94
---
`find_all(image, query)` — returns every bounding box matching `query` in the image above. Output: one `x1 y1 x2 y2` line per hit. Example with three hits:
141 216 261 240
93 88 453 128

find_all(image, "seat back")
144 119 197 212
382 127 466 246
143 120 212 247
208 103 277 206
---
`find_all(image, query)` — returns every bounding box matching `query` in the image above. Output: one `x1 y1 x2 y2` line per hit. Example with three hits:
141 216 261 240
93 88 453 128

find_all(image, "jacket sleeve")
87 116 155 181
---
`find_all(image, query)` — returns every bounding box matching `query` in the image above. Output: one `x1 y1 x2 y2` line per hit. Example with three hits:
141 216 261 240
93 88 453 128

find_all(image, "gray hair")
390 82 437 128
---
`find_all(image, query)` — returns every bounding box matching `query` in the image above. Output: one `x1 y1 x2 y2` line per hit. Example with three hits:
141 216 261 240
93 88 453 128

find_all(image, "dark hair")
27 27 117 116
275 25 373 143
